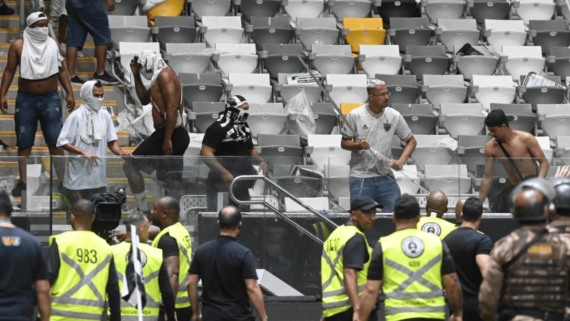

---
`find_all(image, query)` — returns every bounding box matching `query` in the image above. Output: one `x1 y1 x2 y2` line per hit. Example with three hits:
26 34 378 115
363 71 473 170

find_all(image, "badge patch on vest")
421 223 442 236
384 123 391 132
402 236 425 258
527 244 553 255
2 236 20 246
125 250 148 267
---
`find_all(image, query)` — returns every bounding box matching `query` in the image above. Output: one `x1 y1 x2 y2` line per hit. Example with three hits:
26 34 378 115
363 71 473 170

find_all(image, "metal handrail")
20 0 26 31
229 175 339 245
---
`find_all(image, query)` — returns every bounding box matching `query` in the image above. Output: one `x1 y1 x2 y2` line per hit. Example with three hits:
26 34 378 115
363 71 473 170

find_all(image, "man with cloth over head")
321 196 381 321
123 50 190 214
0 12 74 198
418 190 457 239
357 194 463 321
479 178 570 321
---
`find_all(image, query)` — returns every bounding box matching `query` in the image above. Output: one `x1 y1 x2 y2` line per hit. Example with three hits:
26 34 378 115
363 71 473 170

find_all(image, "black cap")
394 194 420 219
485 109 515 128
350 196 383 212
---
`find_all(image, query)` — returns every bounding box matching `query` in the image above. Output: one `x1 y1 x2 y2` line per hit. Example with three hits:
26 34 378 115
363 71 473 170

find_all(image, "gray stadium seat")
537 104 570 139
275 73 321 104
325 165 350 198
422 74 468 110
404 46 450 80
453 45 499 80
192 0 232 17
215 43 259 76
392 103 437 135
310 45 356 75
424 164 472 195
261 44 305 78
483 20 527 48
515 0 556 25
250 17 294 50
471 75 517 111
191 102 225 133
257 134 304 167
519 75 565 111
411 135 454 170
389 17 434 53
311 103 337 134
376 74 420 104
284 0 325 19
439 103 486 138
229 73 273 103
239 0 282 20
248 103 288 137
436 19 479 52
154 16 197 49
295 18 340 50
165 43 211 75
359 45 402 77
202 16 244 47
467 0 510 25
326 74 368 105
490 103 536 133
501 46 546 81
457 135 492 173
529 20 570 57
273 165 322 198
329 0 372 21
108 16 150 47
547 47 570 79
423 0 466 24
555 136 570 165
307 135 351 170
180 73 224 108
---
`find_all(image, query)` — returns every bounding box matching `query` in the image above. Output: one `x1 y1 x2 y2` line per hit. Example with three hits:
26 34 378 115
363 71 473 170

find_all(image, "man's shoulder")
514 130 538 143
156 68 179 84
1 227 40 246
383 107 402 118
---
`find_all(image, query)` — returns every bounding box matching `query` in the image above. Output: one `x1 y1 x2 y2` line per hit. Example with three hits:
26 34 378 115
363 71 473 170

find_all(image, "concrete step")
8 1 52 16
0 146 136 156
0 71 94 86
0 131 129 147
0 57 98 72
6 85 120 100
6 99 118 115
0 113 119 132
0 16 21 29
0 29 20 44
0 161 18 177
0 43 96 58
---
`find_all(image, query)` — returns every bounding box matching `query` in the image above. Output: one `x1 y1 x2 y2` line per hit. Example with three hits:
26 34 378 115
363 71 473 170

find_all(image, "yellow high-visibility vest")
112 241 163 320
321 225 372 317
418 216 457 240
380 229 446 321
312 221 331 241
152 222 192 309
49 230 113 321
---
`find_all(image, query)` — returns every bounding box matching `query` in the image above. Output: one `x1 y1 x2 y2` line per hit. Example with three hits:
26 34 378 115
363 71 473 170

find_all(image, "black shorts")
126 126 190 182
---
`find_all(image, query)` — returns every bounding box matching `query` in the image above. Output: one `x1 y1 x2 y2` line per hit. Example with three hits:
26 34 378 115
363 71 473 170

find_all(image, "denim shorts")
15 90 63 149
66 0 112 49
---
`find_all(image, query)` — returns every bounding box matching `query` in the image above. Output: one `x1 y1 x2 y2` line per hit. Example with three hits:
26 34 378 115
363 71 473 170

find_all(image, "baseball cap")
228 95 248 108
394 194 420 219
350 196 383 212
27 12 48 27
485 109 514 128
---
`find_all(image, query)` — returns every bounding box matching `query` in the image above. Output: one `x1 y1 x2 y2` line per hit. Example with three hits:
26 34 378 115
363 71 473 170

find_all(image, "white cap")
27 12 48 27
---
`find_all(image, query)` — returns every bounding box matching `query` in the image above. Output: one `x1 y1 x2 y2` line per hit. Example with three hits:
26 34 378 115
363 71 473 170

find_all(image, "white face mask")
85 96 104 112
26 27 49 43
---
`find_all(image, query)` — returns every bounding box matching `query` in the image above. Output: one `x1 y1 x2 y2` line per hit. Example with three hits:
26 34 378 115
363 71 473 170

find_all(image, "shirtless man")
123 50 190 215
0 12 74 197
478 109 549 212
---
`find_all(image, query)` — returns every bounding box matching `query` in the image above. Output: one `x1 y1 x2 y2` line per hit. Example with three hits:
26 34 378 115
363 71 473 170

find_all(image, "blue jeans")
349 176 401 213
15 90 62 149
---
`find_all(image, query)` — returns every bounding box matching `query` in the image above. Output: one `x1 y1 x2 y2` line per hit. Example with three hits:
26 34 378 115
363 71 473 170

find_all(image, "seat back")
472 75 514 87
251 16 293 28
425 164 468 177
457 135 492 147
258 134 301 147
536 104 570 116
440 103 484 115
485 19 525 32
391 103 434 115
180 73 222 85
166 43 207 54
216 43 257 54
155 16 195 27
556 136 570 149
249 103 285 114
263 44 305 55
551 46 570 58
202 16 242 28
340 103 363 114
229 73 270 86
308 134 343 146
406 45 447 57
491 103 533 114
193 102 226 113
415 134 451 146
529 20 569 31
359 45 400 57
502 46 543 58
438 18 477 30
423 74 465 86
326 164 350 177
376 74 417 85
297 17 337 29
390 17 430 29
311 102 336 114
312 44 353 55
453 45 495 56
327 74 367 86
108 16 148 28
343 17 384 29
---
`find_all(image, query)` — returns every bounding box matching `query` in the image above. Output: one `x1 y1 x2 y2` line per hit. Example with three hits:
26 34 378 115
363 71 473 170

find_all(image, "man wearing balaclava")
123 50 190 215
0 12 74 198
57 80 131 205
200 95 268 212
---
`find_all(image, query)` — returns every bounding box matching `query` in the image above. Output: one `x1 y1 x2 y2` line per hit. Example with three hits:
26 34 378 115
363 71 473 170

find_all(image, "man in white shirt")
57 80 131 204
341 79 417 213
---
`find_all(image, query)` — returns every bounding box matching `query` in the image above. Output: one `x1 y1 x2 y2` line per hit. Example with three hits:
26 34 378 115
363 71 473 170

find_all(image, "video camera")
90 188 127 244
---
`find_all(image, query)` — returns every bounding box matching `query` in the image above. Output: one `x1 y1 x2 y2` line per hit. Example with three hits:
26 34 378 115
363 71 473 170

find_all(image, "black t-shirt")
157 234 179 259
367 229 456 281
343 234 370 271
444 227 492 303
189 235 258 321
0 226 48 321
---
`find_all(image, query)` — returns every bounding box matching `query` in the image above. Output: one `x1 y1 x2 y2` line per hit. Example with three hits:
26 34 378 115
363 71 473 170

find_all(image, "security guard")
480 178 570 321
46 200 121 321
112 211 176 321
151 196 194 321
358 194 463 321
418 190 457 239
321 196 381 321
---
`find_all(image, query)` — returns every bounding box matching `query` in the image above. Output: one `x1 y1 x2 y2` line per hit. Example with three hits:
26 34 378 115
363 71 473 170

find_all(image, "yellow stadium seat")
146 0 185 26
340 103 364 115
343 18 386 53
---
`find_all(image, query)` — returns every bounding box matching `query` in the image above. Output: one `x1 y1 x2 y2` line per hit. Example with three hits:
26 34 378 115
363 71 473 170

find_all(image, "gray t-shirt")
341 105 412 178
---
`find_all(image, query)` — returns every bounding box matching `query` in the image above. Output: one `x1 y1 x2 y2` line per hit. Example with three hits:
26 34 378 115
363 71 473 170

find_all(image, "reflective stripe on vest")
51 308 103 320
384 255 444 300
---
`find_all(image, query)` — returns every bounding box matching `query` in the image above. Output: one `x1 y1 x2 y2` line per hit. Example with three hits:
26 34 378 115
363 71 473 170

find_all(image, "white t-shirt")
341 105 412 178
56 107 118 190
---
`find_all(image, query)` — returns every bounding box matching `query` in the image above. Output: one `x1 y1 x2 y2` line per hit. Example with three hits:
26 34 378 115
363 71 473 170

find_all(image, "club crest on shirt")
2 236 21 246
384 123 391 132
402 236 424 258
363 124 368 130
421 223 442 236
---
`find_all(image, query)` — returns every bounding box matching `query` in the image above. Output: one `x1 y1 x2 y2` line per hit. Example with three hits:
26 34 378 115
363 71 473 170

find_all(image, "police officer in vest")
151 196 193 321
479 178 570 321
418 190 457 239
357 194 464 321
46 200 122 321
321 195 382 321
112 211 176 321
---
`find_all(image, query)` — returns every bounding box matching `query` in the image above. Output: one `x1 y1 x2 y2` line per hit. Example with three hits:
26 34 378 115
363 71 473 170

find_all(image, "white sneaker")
77 50 84 58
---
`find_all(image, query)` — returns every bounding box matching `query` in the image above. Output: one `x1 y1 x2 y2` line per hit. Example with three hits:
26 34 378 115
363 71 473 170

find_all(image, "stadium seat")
548 47 570 80
391 103 437 135
392 135 404 159
537 104 570 139
154 16 197 50
295 18 340 50
180 73 224 108
389 17 433 53
453 45 499 80
422 75 468 110
471 75 517 111
536 136 553 163
394 165 421 194
330 0 372 21
376 74 420 104
457 135 492 173
343 18 387 53
439 103 486 138
422 0 466 24
215 43 259 76
376 0 421 29
191 102 225 133
229 73 273 103
436 19 480 53
404 46 450 80
257 134 303 167
108 16 151 47
117 42 160 85
98 0 139 15
273 165 322 198
484 20 527 47
239 0 282 20
261 44 305 78
201 16 244 47
528 20 570 57
310 45 356 75
555 136 570 165
327 74 368 105
248 103 288 136
411 134 454 170
325 165 350 198
514 0 556 25
340 103 363 115
249 17 294 50
307 135 351 170
519 75 565 110
490 103 536 133
501 46 546 81
467 0 510 25
311 102 338 134
191 0 231 17
359 45 402 77
284 0 325 19
165 43 211 75
275 73 321 104
424 164 472 195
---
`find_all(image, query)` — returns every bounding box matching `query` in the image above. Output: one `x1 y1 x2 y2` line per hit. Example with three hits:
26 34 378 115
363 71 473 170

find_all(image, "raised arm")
130 56 150 105
526 134 549 178
0 41 19 114
479 144 495 201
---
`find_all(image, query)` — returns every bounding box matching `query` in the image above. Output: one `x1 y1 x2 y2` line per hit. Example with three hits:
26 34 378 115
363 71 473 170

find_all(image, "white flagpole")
131 225 144 321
